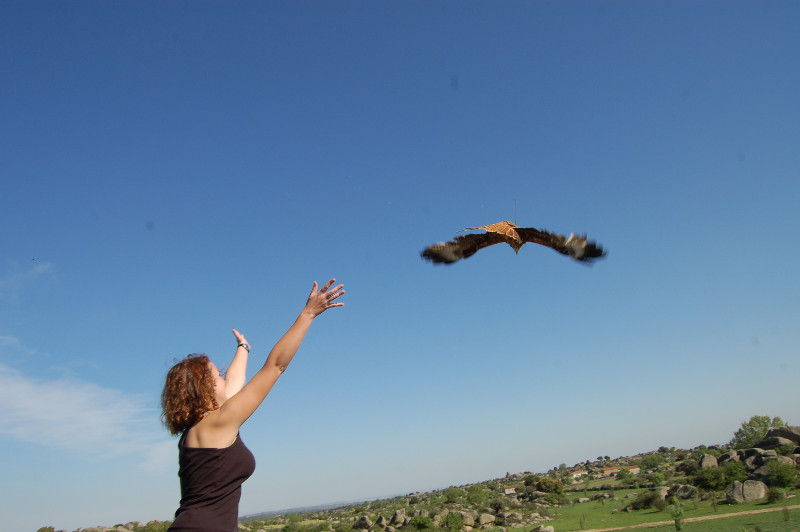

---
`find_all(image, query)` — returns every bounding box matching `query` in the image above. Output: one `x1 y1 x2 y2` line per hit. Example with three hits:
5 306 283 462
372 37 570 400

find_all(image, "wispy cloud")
0 335 37 356
0 260 55 301
0 362 173 465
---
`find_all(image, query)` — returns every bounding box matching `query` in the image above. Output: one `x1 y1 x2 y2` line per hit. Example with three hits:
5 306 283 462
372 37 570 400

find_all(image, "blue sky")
2 1 799 530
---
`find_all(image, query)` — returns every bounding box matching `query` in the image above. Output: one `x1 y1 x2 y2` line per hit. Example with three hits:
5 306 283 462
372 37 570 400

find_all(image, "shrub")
722 461 748 484
631 491 667 511
676 460 698 477
440 512 464 532
776 443 796 456
490 498 505 513
766 461 799 488
694 466 727 491
408 515 434 530
766 487 785 503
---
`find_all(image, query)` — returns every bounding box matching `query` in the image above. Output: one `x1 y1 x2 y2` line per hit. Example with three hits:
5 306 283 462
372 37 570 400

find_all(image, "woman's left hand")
303 279 345 318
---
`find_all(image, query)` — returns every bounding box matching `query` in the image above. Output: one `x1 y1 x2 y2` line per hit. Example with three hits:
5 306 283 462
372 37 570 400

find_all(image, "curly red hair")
161 354 219 435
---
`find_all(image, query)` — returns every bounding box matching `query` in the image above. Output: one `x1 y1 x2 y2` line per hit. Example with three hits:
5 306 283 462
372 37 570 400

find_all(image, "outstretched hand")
303 279 345 318
232 329 248 346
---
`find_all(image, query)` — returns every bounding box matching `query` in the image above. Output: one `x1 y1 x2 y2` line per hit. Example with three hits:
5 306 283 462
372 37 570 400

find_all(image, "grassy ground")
536 489 798 532
607 508 800 531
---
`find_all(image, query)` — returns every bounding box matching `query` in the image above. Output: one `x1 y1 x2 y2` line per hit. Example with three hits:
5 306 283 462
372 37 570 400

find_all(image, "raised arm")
216 279 344 430
223 329 250 399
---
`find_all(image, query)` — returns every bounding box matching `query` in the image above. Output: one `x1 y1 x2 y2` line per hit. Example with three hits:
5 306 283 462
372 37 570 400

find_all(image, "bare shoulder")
184 411 240 449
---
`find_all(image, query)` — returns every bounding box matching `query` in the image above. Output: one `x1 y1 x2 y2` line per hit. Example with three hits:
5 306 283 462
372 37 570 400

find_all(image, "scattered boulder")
742 448 763 458
375 516 388 528
460 512 476 527
756 436 796 450
743 455 760 469
577 497 591 503
389 511 406 526
764 455 796 466
763 426 800 445
353 516 373 530
654 486 670 500
532 526 554 532
477 513 495 526
669 484 698 499
717 451 740 464
749 465 772 482
726 480 768 504
698 454 718 469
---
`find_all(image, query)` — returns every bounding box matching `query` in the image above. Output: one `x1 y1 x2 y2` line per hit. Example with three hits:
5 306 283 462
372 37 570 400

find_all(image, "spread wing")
516 227 606 263
421 232 507 264
421 221 606 265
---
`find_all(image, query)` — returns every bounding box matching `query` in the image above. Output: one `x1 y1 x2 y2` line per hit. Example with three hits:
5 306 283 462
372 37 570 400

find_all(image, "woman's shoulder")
183 414 239 449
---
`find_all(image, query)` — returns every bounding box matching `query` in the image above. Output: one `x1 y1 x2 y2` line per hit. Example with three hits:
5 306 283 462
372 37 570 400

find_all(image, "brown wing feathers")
421 221 606 265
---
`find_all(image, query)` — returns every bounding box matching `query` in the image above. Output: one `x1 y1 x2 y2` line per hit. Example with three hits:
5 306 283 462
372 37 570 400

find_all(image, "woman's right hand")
233 328 249 350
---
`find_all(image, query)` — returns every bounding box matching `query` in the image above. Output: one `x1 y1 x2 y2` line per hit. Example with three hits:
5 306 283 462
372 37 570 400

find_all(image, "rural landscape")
38 417 800 532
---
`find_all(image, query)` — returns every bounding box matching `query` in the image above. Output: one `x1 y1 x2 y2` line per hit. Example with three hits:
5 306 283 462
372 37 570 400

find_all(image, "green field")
530 489 799 531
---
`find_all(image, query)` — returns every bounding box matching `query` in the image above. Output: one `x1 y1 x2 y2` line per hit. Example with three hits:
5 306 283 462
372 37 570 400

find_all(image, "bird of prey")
421 220 606 265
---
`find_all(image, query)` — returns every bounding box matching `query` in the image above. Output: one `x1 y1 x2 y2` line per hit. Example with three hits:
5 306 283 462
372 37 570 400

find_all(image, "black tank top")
168 431 256 532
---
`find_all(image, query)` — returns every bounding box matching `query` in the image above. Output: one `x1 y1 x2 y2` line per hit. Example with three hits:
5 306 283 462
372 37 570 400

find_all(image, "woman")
161 279 345 531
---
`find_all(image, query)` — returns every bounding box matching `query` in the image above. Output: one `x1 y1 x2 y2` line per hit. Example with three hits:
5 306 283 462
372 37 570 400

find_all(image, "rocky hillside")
44 426 800 532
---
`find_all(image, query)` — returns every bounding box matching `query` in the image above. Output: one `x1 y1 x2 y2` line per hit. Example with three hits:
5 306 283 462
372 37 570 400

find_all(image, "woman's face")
208 361 226 405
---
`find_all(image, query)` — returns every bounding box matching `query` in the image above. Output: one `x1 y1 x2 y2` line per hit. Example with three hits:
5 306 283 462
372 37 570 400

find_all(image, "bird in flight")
421 220 606 265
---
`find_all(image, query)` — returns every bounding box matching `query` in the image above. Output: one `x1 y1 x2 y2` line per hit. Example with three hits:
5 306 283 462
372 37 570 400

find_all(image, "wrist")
299 309 317 321
238 343 250 352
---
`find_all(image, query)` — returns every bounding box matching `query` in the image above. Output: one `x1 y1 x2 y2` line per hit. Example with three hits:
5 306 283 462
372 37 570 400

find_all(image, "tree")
641 454 665 471
466 485 487 506
523 474 540 486
444 487 463 504
616 468 633 484
730 415 786 449
671 496 684 531
537 477 564 494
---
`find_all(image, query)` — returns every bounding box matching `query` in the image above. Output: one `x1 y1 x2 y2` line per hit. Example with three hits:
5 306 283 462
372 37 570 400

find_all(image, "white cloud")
0 362 173 467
